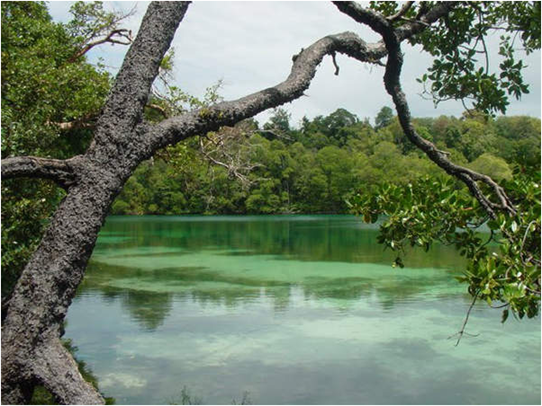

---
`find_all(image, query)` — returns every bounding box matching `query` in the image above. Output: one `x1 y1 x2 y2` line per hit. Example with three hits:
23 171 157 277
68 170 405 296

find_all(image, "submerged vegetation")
2 1 540 325
68 215 540 405
168 386 251 405
0 1 540 404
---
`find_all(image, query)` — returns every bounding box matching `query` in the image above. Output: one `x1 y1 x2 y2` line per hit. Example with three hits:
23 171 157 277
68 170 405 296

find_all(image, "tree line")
1 2 540 403
111 107 540 215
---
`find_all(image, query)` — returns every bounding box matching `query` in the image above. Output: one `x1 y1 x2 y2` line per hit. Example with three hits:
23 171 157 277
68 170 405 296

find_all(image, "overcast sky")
47 1 541 127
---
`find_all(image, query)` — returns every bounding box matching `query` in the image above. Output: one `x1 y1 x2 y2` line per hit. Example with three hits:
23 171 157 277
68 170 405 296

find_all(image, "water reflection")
121 290 173 331
96 215 463 267
67 216 540 405
81 259 460 331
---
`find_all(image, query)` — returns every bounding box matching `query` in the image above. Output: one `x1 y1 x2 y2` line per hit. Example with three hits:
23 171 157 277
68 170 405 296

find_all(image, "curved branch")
1 156 77 189
388 1 415 22
334 2 392 38
150 31 386 150
383 33 515 217
334 1 456 42
396 2 456 40
332 2 516 218
68 29 133 63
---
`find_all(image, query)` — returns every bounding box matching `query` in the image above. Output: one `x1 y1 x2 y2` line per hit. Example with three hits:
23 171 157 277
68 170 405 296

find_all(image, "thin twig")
69 29 133 62
478 11 490 75
490 302 510 309
399 17 430 27
479 228 494 249
520 220 537 253
448 291 480 346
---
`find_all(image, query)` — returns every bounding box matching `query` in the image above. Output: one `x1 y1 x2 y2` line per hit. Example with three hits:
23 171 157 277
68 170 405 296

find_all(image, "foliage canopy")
1 0 540 353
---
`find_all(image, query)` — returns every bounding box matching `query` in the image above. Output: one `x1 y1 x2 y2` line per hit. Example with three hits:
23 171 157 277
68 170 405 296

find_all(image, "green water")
66 215 541 404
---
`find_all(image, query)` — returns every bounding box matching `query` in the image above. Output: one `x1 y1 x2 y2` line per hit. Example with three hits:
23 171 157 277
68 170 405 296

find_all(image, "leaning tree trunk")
2 2 512 404
1 171 121 404
1 149 162 403
1 3 190 403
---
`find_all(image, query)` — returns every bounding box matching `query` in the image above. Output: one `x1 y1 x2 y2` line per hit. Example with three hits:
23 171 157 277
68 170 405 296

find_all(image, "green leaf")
501 309 509 323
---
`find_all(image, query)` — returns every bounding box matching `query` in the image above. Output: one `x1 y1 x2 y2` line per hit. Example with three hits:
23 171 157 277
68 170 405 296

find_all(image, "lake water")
66 215 541 404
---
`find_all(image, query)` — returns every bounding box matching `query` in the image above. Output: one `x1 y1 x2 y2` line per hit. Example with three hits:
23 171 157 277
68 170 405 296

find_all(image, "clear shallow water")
66 215 541 404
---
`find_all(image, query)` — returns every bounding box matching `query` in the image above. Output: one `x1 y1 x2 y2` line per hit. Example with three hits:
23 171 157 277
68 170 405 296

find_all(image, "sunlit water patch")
66 215 540 404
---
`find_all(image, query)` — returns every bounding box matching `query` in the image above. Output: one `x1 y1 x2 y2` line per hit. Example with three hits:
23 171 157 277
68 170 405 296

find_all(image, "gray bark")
1 3 383 403
2 2 484 404
1 3 190 404
1 156 78 188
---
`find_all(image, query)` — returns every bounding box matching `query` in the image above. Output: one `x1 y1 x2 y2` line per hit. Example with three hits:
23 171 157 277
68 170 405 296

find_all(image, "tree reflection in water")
78 215 466 331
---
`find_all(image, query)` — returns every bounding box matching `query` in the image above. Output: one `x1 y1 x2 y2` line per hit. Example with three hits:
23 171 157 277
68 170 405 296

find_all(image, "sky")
47 1 541 127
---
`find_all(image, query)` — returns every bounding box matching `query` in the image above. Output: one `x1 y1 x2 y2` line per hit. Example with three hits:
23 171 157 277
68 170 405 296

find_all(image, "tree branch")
383 27 516 217
69 29 133 63
334 2 392 37
334 1 456 42
388 1 415 22
47 113 98 131
197 123 263 187
89 2 190 150
199 137 253 186
149 31 386 150
147 2 458 177
146 103 170 119
397 2 457 40
333 1 516 218
448 291 480 346
1 156 77 189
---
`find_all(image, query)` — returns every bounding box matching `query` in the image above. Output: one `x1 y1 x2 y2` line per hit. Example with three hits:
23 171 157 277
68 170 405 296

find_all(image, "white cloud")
47 1 541 126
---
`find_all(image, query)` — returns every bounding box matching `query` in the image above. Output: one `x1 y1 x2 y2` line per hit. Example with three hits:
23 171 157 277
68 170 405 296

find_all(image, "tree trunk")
3 2 510 404
2 161 125 404
2 3 190 402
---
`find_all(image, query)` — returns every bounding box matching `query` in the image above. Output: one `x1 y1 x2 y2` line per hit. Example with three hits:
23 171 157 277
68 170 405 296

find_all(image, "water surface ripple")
66 215 541 404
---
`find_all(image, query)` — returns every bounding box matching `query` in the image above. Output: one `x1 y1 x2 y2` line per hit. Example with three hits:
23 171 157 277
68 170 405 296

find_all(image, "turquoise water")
66 215 541 404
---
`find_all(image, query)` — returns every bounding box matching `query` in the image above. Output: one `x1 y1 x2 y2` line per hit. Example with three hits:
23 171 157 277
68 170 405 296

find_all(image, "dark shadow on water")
65 216 540 405
94 215 466 269
79 258 461 331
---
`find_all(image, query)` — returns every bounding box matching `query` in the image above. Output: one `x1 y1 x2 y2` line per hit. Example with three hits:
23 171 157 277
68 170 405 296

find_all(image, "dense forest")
111 107 541 215
2 1 540 312
1 2 540 404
